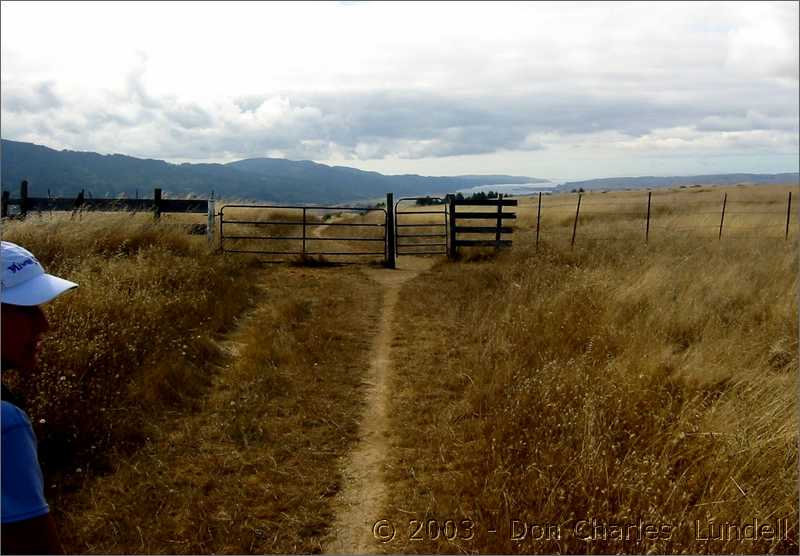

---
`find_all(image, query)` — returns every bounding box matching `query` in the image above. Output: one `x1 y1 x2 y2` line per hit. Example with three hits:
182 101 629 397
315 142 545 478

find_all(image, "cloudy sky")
2 1 798 181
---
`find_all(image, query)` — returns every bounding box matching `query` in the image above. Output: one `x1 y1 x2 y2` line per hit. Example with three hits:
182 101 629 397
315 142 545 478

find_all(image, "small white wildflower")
39 418 46 424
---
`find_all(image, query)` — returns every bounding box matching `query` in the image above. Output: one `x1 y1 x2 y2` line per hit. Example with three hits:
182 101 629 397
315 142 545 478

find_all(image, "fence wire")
530 190 797 245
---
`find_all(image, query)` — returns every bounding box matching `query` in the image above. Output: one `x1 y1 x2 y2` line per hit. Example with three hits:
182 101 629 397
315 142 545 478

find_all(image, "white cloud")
1 0 797 178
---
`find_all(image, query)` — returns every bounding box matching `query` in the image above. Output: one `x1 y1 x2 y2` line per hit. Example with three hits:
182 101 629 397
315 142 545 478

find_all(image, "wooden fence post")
718 192 727 240
20 180 28 219
535 191 542 251
153 188 162 220
448 194 457 260
786 191 792 240
1 190 9 218
385 193 396 268
645 191 652 243
495 193 503 248
571 193 582 248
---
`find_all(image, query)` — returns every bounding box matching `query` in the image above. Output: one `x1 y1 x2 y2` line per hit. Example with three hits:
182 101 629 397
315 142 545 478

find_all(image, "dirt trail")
324 256 437 554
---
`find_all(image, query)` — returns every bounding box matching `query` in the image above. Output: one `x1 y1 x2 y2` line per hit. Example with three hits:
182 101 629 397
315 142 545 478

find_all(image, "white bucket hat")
1 241 78 306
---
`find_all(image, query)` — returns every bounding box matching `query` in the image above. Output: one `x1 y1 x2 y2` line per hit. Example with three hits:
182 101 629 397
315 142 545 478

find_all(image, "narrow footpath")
324 256 436 554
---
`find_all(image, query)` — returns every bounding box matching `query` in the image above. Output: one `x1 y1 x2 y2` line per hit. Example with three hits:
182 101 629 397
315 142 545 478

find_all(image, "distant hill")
0 139 544 203
560 173 799 191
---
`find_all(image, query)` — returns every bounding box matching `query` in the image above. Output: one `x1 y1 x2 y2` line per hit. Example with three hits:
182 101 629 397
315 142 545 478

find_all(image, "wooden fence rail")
2 181 214 244
448 195 517 258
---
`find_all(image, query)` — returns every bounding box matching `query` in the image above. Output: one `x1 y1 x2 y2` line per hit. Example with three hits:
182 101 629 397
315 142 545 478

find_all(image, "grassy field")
1 184 797 554
380 184 798 554
57 264 381 553
2 213 260 478
2 210 382 553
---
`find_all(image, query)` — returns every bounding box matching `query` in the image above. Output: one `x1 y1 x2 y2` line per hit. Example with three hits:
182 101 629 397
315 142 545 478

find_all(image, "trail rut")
324 257 436 554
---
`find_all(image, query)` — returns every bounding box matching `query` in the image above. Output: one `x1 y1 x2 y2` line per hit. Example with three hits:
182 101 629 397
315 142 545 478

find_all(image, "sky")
1 1 798 181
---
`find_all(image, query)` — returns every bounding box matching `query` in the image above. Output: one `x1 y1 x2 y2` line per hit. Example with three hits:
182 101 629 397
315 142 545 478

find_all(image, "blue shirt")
1 401 50 523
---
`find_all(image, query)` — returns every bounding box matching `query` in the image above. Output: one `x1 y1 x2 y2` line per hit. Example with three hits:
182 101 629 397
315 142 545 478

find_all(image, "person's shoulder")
1 400 32 433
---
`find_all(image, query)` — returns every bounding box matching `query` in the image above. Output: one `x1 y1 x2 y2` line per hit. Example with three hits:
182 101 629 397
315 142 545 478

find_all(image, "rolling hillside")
0 139 542 203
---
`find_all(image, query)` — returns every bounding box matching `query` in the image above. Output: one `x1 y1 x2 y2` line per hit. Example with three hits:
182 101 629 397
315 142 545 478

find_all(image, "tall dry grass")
57 265 381 554
382 185 798 554
2 212 261 487
3 207 386 554
516 184 796 245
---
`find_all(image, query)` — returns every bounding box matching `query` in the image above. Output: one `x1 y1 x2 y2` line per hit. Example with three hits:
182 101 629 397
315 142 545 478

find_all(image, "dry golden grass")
381 185 798 554
2 213 261 483
2 207 388 554
55 265 381 553
3 185 797 554
515 184 797 245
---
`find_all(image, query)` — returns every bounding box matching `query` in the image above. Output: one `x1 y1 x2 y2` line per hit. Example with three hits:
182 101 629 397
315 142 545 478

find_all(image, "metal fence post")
535 191 542 251
646 191 652 243
219 205 225 253
718 192 727 240
571 193 582 248
207 195 215 247
20 180 28 219
786 191 792 240
385 193 396 268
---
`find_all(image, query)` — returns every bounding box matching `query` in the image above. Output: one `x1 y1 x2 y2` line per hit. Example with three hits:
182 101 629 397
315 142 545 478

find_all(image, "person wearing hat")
2 241 77 554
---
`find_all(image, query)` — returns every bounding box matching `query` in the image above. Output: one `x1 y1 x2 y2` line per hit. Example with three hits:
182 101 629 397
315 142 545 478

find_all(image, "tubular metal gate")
394 197 449 255
219 204 388 263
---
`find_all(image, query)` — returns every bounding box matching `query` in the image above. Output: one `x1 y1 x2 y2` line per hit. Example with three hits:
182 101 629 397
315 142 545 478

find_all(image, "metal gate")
219 204 388 263
394 197 449 255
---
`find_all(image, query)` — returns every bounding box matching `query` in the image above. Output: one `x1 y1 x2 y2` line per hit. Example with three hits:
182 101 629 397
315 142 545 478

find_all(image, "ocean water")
456 182 561 196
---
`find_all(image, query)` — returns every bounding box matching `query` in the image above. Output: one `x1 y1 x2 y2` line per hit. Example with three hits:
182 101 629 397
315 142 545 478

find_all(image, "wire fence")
526 190 797 248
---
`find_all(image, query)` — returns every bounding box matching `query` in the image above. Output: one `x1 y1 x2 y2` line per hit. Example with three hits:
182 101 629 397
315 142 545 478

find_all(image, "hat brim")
1 273 78 306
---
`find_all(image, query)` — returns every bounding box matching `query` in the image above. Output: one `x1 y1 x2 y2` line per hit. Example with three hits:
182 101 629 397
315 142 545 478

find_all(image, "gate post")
495 193 503 248
302 207 307 257
153 188 162 220
207 194 215 247
448 194 457 260
385 193 396 268
20 180 29 219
